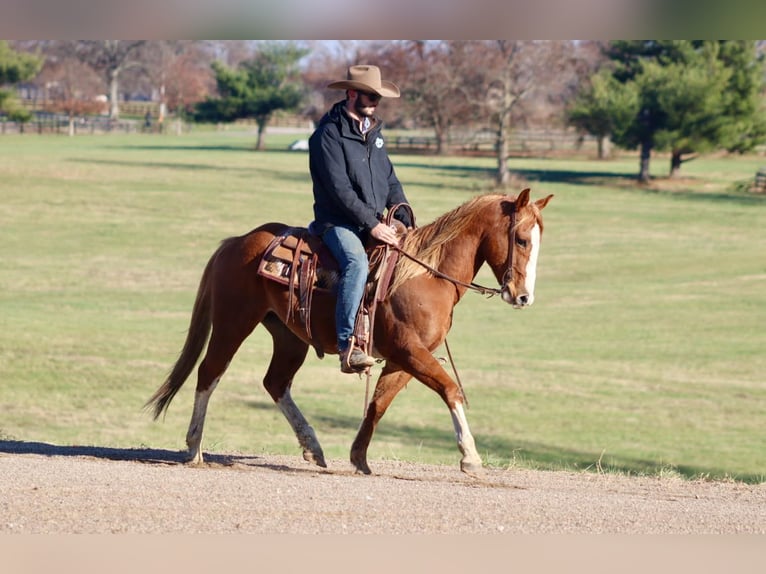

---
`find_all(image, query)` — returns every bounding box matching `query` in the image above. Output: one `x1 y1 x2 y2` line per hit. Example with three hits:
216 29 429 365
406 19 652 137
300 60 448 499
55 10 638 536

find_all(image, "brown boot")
339 345 375 373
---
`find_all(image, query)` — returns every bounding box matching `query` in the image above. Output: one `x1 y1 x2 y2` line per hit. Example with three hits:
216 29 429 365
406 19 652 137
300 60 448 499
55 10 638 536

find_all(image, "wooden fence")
0 115 155 135
387 129 598 155
753 167 766 193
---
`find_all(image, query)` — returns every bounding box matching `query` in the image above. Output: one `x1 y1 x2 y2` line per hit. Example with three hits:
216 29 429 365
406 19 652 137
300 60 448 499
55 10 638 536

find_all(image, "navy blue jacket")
309 100 412 236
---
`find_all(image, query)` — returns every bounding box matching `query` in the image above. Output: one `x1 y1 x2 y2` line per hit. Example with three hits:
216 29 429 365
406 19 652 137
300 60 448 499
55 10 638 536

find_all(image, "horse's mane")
390 194 500 293
389 193 543 294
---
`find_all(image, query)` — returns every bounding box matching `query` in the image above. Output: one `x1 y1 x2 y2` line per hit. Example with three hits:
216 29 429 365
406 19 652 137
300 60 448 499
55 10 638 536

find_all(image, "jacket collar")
328 100 381 140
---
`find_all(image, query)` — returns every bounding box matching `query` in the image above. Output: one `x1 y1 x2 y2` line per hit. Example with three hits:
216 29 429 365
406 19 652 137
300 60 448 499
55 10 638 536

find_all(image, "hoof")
185 451 204 465
350 454 372 475
460 459 485 478
303 449 327 468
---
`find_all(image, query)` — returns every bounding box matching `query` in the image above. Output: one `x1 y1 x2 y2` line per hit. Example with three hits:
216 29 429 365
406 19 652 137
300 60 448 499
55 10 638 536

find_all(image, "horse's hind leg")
261 314 326 468
186 320 257 464
350 363 412 474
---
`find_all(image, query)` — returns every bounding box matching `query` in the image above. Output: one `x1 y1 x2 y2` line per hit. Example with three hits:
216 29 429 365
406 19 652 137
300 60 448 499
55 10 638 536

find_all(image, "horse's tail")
145 250 216 420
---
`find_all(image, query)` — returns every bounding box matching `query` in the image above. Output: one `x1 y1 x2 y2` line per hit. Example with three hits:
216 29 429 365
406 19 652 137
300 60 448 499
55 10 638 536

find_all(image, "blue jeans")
321 224 369 352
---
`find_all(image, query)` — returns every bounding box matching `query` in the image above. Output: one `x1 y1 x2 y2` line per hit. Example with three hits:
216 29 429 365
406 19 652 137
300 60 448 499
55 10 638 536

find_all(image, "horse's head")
496 189 553 308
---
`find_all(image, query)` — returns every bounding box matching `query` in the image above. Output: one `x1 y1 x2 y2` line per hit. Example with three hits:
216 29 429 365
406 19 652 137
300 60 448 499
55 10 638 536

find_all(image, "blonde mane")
388 193 544 295
390 194 502 293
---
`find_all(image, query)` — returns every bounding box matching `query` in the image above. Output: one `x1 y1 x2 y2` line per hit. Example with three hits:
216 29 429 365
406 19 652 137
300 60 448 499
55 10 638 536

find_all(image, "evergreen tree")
571 41 766 182
567 68 639 159
195 43 307 150
0 41 43 122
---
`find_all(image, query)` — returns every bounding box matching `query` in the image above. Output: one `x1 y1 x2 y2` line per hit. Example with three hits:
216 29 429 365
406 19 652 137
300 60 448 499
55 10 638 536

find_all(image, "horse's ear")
535 194 554 211
515 188 531 209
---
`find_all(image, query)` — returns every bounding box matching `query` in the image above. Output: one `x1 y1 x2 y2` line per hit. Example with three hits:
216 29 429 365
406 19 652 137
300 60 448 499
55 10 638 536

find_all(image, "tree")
161 44 216 120
567 67 639 159
391 40 477 155
68 40 147 120
475 41 567 186
195 43 307 150
37 57 106 135
0 40 43 122
136 41 216 129
713 41 766 155
603 40 766 182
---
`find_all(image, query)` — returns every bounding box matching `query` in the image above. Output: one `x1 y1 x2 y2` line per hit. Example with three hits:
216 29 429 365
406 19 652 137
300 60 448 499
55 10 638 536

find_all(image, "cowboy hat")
327 65 400 98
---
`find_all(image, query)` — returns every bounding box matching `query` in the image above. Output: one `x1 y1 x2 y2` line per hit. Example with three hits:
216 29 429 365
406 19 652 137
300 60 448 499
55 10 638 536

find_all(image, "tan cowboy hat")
327 65 400 98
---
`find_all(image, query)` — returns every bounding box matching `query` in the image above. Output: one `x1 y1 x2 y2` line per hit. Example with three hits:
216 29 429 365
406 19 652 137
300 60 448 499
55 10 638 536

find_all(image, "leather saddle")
257 206 413 359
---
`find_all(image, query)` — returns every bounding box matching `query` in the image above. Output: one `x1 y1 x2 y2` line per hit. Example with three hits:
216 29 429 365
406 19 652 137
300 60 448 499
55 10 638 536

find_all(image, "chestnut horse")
146 189 553 475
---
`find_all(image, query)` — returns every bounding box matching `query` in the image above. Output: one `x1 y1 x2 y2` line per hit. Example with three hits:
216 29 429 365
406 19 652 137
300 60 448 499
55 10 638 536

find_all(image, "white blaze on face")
523 223 541 305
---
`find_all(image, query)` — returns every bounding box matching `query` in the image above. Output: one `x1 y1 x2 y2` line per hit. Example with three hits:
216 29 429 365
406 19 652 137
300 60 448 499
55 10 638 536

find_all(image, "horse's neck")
437 228 486 286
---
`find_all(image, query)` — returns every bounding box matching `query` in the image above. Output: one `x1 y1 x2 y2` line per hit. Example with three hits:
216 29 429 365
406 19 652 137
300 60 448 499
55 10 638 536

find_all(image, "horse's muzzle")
501 285 533 308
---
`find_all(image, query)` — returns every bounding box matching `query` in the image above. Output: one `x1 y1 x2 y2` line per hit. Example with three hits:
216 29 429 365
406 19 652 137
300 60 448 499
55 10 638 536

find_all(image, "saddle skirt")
258 228 339 294
256 224 407 357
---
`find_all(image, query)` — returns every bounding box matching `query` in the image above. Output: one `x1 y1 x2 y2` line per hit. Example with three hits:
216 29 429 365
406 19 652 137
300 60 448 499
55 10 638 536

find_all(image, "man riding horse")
308 65 413 374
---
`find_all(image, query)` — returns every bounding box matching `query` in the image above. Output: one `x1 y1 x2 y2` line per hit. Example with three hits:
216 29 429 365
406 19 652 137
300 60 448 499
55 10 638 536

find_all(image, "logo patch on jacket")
375 137 384 149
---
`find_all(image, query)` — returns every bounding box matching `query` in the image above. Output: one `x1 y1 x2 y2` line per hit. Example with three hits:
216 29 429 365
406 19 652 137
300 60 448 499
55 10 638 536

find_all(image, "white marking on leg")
450 403 481 467
186 377 219 464
277 389 324 464
524 223 541 306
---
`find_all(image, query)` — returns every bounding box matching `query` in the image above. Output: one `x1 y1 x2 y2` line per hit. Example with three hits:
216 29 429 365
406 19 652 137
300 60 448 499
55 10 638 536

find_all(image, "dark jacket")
309 100 412 235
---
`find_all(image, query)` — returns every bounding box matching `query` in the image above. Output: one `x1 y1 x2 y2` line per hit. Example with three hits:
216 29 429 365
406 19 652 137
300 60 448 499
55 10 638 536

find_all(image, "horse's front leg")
391 345 484 476
350 364 412 474
449 402 483 476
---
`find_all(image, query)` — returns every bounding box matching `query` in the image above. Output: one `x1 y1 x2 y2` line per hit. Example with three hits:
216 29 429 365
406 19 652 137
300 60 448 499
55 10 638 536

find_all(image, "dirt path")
1 441 764 535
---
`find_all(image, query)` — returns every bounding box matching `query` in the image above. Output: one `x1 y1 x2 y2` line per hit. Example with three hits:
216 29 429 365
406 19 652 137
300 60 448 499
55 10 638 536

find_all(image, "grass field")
1 129 764 483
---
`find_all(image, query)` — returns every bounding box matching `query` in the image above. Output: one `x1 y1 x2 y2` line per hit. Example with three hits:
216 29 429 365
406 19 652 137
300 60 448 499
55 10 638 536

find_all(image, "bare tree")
207 40 256 69
36 57 105 135
416 41 585 184
478 41 555 185
377 41 477 154
162 44 216 120
66 41 146 120
136 41 215 128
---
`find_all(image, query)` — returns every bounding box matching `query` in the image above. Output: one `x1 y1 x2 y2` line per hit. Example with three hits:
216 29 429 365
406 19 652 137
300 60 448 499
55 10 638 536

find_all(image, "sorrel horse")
146 189 553 475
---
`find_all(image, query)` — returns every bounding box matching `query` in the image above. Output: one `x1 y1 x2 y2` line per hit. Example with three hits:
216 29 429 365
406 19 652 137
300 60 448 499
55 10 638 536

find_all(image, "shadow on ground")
2 434 760 484
0 440 301 472
242 402 763 484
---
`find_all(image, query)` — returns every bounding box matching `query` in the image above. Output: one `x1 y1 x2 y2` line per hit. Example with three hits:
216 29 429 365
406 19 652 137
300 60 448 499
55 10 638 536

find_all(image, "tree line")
2 40 765 184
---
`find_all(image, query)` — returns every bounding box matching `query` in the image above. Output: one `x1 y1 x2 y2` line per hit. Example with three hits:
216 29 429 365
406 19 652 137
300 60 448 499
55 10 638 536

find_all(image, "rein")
390 203 518 297
392 246 502 297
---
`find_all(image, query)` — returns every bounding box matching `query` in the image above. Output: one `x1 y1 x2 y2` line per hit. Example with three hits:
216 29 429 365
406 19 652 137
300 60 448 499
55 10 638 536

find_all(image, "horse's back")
215 221 295 262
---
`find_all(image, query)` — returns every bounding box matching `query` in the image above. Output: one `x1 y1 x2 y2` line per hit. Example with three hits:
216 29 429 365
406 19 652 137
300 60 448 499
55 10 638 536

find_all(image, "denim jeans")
320 224 369 351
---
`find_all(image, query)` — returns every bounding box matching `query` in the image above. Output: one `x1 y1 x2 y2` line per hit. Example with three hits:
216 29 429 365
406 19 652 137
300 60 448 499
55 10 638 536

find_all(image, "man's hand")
369 222 402 246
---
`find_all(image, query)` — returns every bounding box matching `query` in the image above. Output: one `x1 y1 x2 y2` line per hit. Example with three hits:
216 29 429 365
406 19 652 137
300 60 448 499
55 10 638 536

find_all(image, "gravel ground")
1 441 764 535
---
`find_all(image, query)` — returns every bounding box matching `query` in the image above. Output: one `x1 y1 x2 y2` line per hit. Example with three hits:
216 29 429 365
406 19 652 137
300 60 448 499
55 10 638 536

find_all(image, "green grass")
1 130 764 483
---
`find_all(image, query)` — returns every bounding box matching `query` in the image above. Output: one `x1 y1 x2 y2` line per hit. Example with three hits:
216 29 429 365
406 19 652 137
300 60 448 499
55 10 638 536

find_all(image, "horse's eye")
515 237 528 248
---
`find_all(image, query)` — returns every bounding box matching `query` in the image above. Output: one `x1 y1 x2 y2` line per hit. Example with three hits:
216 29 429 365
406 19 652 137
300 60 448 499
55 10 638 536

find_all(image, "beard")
353 97 376 118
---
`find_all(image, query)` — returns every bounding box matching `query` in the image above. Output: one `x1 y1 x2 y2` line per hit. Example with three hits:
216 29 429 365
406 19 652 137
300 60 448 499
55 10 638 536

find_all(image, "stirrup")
340 346 374 373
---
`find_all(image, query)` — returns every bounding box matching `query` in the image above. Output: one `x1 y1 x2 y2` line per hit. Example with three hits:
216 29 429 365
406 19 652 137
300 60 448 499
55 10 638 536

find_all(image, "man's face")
352 90 382 117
